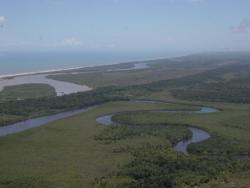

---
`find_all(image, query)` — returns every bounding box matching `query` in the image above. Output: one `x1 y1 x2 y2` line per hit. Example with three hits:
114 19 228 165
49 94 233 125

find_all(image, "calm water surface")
0 62 149 96
0 99 219 156
0 51 176 75
96 106 219 155
0 106 96 137
0 74 91 96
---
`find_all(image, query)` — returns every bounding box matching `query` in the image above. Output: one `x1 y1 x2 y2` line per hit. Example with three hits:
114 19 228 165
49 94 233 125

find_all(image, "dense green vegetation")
95 123 192 146
0 101 193 188
110 106 250 155
93 106 250 187
0 84 56 102
48 53 250 104
171 82 250 103
1 52 250 187
46 52 250 88
201 170 250 188
143 63 250 103
47 54 230 88
0 114 25 126
59 61 137 74
1 98 249 187
0 87 128 126
94 144 249 188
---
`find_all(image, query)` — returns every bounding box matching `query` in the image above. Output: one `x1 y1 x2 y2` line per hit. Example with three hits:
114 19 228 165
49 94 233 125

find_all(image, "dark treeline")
0 87 128 126
140 63 250 103
2 58 250 126
145 63 250 89
93 100 250 188
170 82 250 103
0 81 155 126
95 123 192 146
94 144 250 188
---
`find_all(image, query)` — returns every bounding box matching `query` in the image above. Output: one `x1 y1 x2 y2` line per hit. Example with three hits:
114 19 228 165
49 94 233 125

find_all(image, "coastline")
0 55 173 79
0 66 87 79
0 60 149 96
0 61 136 79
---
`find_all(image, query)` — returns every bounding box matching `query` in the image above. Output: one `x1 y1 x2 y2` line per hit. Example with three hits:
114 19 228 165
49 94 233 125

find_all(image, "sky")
0 0 250 53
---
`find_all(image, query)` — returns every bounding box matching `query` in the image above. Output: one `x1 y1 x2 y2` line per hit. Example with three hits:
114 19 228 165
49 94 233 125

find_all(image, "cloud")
188 0 205 2
230 19 250 33
60 38 83 46
1 38 117 50
0 16 6 28
164 0 207 3
113 0 206 2
1 38 83 48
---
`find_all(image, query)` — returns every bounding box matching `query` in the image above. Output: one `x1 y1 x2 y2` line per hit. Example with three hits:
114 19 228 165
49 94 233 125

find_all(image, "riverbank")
0 66 86 80
0 56 152 80
0 74 92 96
0 51 181 77
96 104 218 155
0 62 150 96
0 100 195 187
0 100 206 137
0 99 249 187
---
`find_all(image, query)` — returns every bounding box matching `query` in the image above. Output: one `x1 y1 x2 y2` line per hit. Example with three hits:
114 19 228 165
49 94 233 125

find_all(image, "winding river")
96 105 219 155
0 100 219 155
0 106 97 137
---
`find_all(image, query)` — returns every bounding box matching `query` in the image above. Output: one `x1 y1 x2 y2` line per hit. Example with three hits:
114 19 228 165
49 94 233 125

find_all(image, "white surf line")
0 66 86 79
0 62 149 96
0 59 152 79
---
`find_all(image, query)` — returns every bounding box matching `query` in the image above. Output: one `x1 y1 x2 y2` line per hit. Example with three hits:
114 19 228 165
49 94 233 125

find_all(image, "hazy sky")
0 0 250 53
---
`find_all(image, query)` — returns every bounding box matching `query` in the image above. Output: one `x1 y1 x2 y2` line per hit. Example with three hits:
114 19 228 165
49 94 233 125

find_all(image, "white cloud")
1 39 83 48
188 0 205 2
160 0 207 2
60 38 83 46
0 38 117 50
230 19 250 33
0 16 6 28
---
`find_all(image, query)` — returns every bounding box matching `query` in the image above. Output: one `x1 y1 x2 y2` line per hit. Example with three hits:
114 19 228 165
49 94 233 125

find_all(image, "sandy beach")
0 66 86 79
0 62 149 96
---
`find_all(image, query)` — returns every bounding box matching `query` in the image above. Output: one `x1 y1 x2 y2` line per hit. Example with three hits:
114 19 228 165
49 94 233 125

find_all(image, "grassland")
92 98 250 187
0 101 194 188
0 84 56 102
112 103 250 155
166 63 250 103
0 87 127 127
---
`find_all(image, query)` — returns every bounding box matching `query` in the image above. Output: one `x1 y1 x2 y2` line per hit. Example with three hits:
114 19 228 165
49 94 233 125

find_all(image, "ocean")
0 51 180 76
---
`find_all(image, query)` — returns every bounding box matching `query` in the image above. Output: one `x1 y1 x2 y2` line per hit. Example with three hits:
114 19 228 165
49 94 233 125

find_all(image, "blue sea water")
0 51 180 76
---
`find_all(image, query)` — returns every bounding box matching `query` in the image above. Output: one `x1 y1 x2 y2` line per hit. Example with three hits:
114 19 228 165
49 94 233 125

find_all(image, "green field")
1 53 250 187
0 101 194 188
47 57 230 88
0 84 56 102
0 87 127 126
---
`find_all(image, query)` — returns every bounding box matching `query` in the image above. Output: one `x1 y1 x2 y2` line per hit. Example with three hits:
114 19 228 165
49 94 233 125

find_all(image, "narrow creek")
0 99 219 156
0 106 97 137
96 105 219 155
